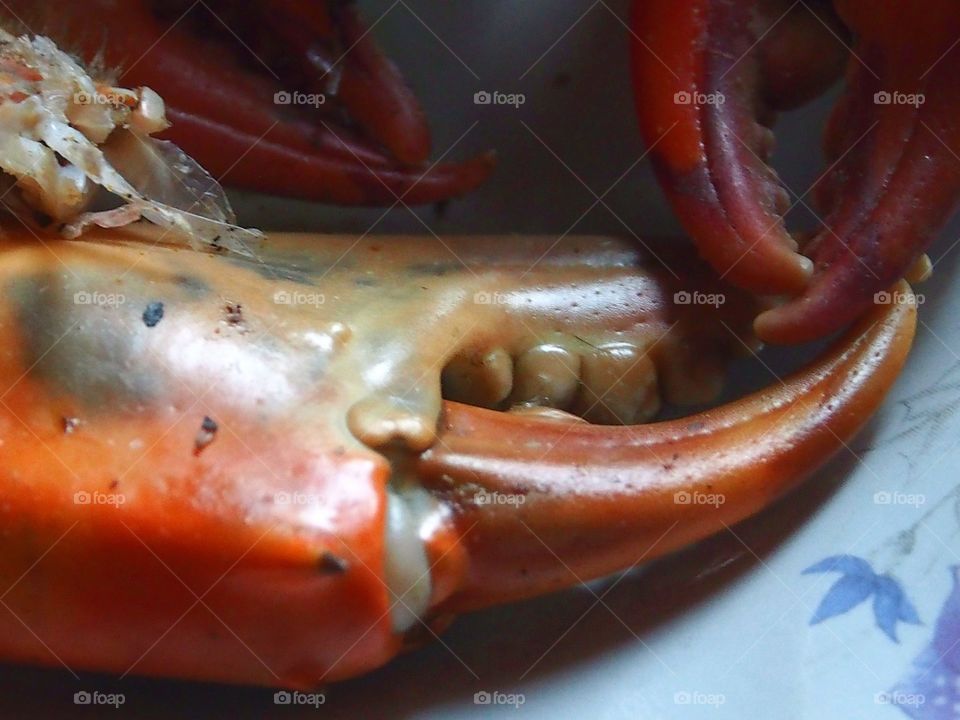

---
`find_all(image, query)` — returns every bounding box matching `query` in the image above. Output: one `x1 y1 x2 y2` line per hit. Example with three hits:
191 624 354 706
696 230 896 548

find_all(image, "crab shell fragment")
0 226 914 688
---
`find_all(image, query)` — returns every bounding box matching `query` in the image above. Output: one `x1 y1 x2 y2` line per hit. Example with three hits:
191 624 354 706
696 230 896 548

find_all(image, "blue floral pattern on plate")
806 558 960 718
891 567 960 719
803 555 921 641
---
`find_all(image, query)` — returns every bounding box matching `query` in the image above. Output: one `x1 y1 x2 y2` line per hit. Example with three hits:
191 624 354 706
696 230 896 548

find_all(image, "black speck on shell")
318 551 349 575
194 416 219 455
142 301 164 328
223 303 244 327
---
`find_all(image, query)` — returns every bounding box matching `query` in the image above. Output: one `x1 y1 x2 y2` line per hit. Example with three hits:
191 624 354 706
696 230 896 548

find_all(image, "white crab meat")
0 29 261 255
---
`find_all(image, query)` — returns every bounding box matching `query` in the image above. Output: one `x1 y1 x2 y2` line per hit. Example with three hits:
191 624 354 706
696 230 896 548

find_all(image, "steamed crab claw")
755 1 960 343
1 0 494 205
422 283 914 611
632 0 959 343
0 226 913 687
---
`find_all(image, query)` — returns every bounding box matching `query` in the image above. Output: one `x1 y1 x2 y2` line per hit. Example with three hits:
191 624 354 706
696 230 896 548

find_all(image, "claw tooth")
656 341 727 407
759 163 793 220
510 343 581 410
773 184 792 219
441 347 513 409
574 343 659 425
756 125 776 161
905 254 932 284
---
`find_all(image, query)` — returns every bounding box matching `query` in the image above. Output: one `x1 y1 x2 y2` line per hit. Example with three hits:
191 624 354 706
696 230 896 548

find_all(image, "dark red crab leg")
755 1 960 343
167 107 495 205
187 0 432 167
633 0 960 344
631 0 847 296
3 0 493 205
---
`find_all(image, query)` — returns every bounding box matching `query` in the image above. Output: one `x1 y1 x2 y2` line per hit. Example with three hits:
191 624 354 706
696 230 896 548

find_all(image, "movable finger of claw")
420 282 916 612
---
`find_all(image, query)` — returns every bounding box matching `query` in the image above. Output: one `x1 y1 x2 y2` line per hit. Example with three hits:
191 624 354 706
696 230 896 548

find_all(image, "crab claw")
3 0 494 205
421 280 916 611
633 0 960 344
0 227 912 687
755 1 960 343
631 0 848 296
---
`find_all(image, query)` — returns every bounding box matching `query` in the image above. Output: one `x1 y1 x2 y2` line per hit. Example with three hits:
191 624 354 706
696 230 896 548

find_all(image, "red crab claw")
3 0 494 205
632 0 960 343
0 227 913 687
756 1 960 343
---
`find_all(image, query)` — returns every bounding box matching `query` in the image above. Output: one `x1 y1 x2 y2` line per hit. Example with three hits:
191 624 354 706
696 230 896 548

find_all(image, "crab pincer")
0 226 914 687
632 0 959 343
0 14 922 692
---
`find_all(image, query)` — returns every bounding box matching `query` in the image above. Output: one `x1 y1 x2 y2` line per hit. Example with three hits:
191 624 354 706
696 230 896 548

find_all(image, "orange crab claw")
421 282 915 611
1 0 494 205
632 0 960 344
0 227 913 688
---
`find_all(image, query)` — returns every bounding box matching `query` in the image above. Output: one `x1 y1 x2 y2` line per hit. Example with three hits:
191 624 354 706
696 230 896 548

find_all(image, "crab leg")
631 0 847 296
241 0 433 166
0 0 493 205
755 1 960 343
632 0 959 343
0 227 912 687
